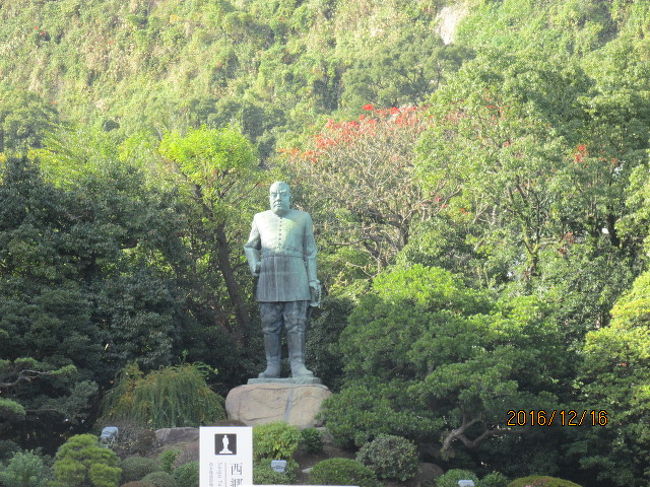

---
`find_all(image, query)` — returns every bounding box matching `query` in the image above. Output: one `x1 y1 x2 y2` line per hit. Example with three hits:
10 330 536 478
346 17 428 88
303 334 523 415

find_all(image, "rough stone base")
225 383 331 428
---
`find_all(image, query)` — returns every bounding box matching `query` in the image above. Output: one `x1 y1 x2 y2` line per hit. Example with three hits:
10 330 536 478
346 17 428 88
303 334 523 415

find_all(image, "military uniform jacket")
244 209 318 302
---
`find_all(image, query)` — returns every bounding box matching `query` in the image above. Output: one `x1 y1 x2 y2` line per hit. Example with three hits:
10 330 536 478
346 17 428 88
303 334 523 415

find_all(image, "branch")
441 415 481 454
441 415 518 456
0 369 57 389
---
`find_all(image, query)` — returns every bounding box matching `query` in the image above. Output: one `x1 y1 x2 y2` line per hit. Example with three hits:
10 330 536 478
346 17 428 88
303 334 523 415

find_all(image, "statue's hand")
309 281 321 307
253 262 261 277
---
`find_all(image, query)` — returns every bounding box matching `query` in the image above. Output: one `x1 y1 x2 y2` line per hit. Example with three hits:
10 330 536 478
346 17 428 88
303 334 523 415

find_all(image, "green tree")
0 149 187 447
0 85 59 154
280 106 450 277
158 126 262 344
567 270 650 487
0 358 96 443
323 264 572 471
417 51 591 280
340 23 468 109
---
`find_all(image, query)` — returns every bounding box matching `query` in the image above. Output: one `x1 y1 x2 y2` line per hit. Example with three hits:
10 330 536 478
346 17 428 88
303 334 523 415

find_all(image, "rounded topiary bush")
435 469 479 487
356 434 419 481
253 422 301 460
121 482 155 487
53 434 122 487
507 476 582 487
173 461 198 487
121 456 160 483
141 471 177 487
310 458 378 487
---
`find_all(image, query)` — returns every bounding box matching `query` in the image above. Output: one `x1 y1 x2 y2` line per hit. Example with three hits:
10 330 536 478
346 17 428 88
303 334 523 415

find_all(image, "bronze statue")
244 182 321 382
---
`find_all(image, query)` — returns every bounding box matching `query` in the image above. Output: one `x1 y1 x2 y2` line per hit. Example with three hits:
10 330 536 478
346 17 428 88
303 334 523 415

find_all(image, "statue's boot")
258 334 281 378
288 331 314 378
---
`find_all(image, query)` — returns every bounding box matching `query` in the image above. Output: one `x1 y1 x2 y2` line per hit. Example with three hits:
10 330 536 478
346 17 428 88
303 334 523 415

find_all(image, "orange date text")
506 410 609 427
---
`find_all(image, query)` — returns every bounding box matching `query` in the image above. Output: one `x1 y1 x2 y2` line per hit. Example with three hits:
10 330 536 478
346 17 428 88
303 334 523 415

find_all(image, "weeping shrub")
101 363 225 428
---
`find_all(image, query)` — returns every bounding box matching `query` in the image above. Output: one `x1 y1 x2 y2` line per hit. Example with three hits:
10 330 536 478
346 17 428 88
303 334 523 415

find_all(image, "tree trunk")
213 222 249 345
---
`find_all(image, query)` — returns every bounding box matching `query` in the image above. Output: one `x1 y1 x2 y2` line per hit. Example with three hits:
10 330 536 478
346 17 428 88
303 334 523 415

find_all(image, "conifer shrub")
0 450 50 487
435 469 479 487
120 456 159 483
172 462 198 487
141 471 177 487
356 434 419 481
507 476 582 487
52 434 121 487
158 450 180 474
102 363 225 429
252 422 301 460
309 458 379 487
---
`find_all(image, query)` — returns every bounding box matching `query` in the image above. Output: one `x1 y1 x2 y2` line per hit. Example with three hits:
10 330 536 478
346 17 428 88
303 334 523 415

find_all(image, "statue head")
269 181 291 216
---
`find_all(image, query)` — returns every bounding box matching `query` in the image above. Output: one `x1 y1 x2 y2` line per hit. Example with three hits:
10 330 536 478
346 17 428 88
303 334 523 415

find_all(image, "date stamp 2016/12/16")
506 410 609 427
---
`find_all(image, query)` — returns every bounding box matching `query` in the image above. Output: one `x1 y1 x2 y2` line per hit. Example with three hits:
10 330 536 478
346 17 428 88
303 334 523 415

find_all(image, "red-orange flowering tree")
279 105 458 274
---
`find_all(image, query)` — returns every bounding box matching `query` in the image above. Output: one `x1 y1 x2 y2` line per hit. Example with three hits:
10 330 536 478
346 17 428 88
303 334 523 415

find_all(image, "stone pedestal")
225 383 331 428
247 376 322 385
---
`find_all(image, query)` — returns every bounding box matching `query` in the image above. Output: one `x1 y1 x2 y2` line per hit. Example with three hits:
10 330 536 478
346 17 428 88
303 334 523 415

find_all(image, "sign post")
200 427 253 487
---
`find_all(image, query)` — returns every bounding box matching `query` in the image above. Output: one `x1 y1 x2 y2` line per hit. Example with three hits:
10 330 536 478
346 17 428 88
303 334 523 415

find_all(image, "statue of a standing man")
244 182 321 381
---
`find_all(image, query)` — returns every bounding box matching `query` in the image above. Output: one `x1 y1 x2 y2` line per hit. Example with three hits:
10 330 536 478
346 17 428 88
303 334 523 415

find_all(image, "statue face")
269 182 291 215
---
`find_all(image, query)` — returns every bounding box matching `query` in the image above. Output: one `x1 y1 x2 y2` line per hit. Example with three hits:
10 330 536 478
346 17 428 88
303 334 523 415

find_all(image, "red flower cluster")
278 105 430 163
574 144 588 163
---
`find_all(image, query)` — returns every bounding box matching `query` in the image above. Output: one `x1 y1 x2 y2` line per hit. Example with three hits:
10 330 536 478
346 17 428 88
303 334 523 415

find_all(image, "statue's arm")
304 213 319 287
244 217 262 276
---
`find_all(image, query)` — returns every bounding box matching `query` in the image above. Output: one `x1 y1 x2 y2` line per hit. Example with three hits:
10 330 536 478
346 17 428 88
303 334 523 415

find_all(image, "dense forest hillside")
1 1 650 486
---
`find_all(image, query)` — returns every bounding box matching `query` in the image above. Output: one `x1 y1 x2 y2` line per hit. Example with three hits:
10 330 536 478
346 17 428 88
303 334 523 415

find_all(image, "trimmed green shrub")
309 458 378 487
121 482 155 487
481 472 509 487
0 450 50 487
173 462 198 487
52 434 121 487
254 458 298 483
141 471 177 487
507 476 582 487
120 457 159 483
300 428 324 455
435 469 479 487
253 422 301 460
158 450 180 474
356 434 419 481
253 462 293 485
